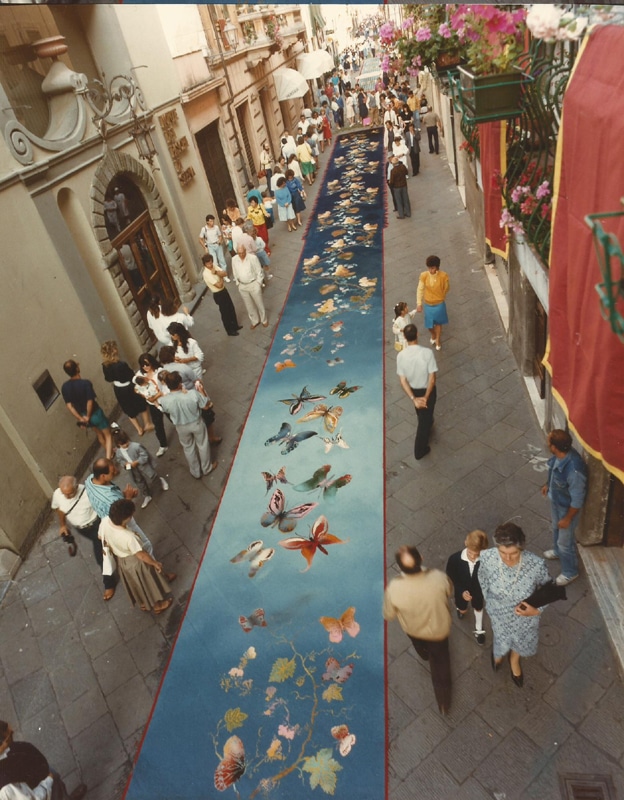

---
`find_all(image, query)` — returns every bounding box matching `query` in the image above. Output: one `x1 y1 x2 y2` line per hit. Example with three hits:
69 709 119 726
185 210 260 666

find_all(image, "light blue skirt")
424 301 448 328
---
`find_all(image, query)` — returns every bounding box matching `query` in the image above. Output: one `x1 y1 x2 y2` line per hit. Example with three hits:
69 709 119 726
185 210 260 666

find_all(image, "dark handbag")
522 580 566 609
265 215 274 230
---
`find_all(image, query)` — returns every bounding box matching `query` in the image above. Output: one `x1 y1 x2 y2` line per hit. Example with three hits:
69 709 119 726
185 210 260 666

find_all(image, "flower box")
451 66 528 122
433 52 462 74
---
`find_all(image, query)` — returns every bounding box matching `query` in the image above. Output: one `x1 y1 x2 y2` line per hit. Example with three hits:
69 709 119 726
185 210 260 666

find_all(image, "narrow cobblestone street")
1 131 622 799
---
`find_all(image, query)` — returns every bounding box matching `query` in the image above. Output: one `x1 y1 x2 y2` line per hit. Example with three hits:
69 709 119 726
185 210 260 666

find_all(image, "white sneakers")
156 446 168 457
543 549 559 560
141 496 152 509
555 574 578 586
160 477 169 491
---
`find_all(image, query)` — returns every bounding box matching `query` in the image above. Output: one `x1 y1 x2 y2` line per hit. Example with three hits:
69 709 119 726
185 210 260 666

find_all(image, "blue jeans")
207 243 226 270
551 502 579 578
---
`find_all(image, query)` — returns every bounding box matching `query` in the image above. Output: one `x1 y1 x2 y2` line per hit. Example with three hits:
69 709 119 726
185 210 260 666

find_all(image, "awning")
296 50 334 80
273 68 309 101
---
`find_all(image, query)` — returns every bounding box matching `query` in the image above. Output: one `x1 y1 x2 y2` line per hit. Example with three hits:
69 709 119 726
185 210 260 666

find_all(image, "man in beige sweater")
383 545 453 714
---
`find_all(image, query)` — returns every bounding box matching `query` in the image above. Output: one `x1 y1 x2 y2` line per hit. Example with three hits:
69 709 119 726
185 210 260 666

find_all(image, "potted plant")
496 166 553 248
449 4 528 120
396 6 466 75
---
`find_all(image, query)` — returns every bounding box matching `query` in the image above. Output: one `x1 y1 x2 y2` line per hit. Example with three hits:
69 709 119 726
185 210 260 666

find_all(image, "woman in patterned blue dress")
478 522 549 687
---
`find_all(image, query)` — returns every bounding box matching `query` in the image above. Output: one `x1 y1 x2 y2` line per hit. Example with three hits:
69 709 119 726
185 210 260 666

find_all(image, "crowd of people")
387 250 588 715
1 53 591 797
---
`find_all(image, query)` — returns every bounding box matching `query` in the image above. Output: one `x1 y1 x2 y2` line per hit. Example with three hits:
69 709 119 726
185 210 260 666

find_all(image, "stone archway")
90 149 194 347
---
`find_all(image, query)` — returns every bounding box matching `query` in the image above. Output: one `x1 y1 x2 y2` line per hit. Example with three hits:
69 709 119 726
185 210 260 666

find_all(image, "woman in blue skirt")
416 255 450 351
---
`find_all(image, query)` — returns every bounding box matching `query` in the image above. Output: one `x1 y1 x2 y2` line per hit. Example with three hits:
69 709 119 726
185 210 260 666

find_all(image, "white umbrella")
296 50 334 80
273 67 310 101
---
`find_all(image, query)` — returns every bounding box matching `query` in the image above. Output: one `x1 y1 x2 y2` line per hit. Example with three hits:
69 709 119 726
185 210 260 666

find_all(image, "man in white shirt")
396 324 438 459
198 214 227 272
231 244 268 329
51 476 116 600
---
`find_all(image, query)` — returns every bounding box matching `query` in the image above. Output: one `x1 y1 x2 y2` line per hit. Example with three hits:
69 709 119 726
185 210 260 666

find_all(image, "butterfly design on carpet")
239 608 267 633
274 359 296 373
230 540 275 578
297 404 343 433
278 386 326 416
264 422 317 455
330 381 361 399
278 515 345 572
292 464 352 500
260 488 317 533
322 657 354 684
321 431 350 454
331 724 357 757
319 607 360 642
261 466 289 494
214 735 245 791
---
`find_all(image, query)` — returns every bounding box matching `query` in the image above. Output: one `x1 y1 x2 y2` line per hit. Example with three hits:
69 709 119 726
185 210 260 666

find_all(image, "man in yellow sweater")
383 545 453 714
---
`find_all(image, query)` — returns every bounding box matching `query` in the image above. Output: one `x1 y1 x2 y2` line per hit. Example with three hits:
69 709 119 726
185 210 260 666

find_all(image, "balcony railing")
500 38 579 265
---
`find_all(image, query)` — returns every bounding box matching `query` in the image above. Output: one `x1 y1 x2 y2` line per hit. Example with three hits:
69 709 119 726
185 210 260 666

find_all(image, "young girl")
392 301 417 351
113 429 169 508
445 530 489 646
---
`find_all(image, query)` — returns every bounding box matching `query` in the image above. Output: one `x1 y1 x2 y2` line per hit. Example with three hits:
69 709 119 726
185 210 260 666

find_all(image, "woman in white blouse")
167 321 205 380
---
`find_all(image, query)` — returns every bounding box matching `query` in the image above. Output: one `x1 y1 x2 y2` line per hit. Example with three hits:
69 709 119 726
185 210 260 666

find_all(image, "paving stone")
516 702 574 754
388 649 436 716
11 669 56 725
543 664 607 725
397 753 461 799
106 673 153 740
579 682 624 760
26 589 73 638
61 685 108 739
538 615 593 676
127 622 170 677
389 708 451 778
71 713 129 788
387 687 416 742
473 728 546 800
52 551 95 592
435 711 500 783
18 563 59 608
0 623 43 685
22 701 77 777
453 778 497 800
92 641 139 696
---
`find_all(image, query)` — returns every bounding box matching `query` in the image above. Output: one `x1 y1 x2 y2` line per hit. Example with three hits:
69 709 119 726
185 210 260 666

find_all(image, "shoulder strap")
65 487 86 517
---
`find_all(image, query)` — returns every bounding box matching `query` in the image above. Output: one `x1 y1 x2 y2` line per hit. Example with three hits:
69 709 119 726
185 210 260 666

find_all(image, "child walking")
113 429 169 509
392 301 417 351
445 530 488 645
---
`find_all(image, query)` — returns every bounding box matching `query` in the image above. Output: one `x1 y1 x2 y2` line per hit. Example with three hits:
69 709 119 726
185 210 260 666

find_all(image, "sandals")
153 597 173 615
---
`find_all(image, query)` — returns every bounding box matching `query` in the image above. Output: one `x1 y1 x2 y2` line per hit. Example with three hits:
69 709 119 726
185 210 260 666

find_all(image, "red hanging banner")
479 120 508 258
544 25 624 481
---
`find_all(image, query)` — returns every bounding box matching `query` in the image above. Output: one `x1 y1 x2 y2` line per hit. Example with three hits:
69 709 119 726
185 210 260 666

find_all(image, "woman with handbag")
100 499 174 615
246 197 271 252
478 522 549 687
285 169 306 228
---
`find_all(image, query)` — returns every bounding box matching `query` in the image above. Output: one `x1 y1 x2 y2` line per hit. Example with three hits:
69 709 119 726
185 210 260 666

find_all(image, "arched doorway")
91 151 194 348
103 175 178 321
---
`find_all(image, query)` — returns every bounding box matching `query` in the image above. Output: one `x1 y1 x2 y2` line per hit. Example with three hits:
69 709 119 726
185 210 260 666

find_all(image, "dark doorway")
235 101 255 179
196 120 237 220
111 211 178 323
533 297 547 399
603 474 624 547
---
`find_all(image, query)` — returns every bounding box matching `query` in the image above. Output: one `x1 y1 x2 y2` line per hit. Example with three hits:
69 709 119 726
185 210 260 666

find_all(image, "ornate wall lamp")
86 72 157 168
585 202 624 343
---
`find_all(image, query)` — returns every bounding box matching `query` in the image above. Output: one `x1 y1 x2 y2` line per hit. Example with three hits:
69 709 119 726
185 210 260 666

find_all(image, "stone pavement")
1 130 623 800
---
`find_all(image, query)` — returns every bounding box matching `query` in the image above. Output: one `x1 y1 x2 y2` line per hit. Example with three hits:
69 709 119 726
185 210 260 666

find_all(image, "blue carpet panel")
125 129 386 799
